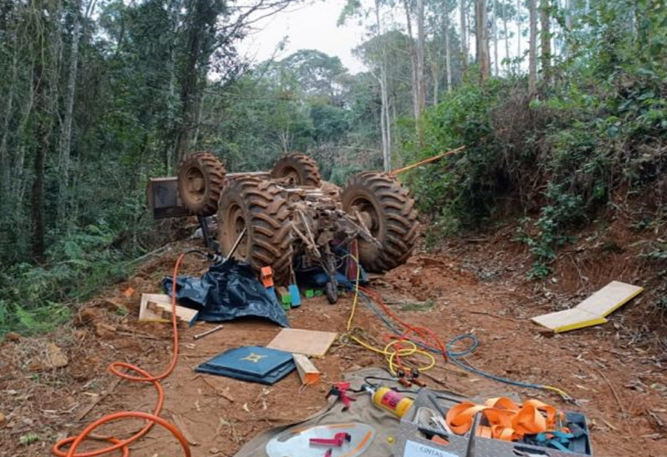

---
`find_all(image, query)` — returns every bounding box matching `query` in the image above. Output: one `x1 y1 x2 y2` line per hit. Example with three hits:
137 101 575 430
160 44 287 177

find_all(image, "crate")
395 390 592 457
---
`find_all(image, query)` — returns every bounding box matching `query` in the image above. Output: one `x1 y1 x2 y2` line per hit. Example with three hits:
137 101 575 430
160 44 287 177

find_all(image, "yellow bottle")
372 387 414 418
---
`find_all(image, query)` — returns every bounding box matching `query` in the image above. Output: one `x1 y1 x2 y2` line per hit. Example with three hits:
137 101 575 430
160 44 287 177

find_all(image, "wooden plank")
531 308 607 333
293 354 321 386
266 329 338 357
531 281 643 333
575 281 644 317
139 294 170 323
139 293 198 326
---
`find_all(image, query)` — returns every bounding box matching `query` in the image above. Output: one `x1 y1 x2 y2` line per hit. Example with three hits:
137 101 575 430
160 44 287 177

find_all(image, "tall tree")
28 0 60 262
517 0 522 69
416 0 427 121
172 0 226 166
502 0 510 73
492 0 499 75
475 0 490 82
460 0 468 74
58 0 83 226
539 0 551 83
375 0 392 171
528 0 537 94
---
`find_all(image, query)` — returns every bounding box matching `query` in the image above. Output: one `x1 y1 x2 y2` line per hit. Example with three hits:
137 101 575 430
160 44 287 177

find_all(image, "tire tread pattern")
342 172 419 273
218 177 293 284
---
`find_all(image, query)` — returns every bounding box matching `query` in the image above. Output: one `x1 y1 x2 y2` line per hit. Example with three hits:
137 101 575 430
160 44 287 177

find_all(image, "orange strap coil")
446 397 566 442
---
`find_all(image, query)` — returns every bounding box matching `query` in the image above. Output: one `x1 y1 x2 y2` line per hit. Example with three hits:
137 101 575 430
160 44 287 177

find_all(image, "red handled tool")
309 432 352 447
327 382 356 411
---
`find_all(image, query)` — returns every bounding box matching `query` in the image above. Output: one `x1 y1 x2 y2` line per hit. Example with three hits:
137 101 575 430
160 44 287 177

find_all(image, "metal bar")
193 325 224 340
390 146 466 175
226 227 247 260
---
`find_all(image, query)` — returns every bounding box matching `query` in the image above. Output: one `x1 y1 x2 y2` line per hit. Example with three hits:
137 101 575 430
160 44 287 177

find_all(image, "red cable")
52 252 192 457
360 287 449 370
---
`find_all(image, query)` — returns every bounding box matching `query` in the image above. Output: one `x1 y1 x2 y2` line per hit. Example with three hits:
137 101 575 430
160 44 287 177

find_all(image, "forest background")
1 0 666 335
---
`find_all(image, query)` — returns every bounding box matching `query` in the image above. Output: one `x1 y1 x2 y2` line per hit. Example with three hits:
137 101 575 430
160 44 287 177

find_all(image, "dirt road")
1 238 665 457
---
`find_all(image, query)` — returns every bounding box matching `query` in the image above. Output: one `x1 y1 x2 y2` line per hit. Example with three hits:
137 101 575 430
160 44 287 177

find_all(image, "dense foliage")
407 0 667 277
2 0 667 335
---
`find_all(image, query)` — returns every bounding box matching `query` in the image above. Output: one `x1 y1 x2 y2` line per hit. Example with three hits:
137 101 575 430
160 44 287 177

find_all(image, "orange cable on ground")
359 286 449 371
52 252 192 457
390 146 466 176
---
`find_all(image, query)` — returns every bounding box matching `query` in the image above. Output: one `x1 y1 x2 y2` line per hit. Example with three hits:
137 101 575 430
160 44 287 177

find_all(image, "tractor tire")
177 152 226 216
342 172 419 273
270 152 322 187
218 177 294 284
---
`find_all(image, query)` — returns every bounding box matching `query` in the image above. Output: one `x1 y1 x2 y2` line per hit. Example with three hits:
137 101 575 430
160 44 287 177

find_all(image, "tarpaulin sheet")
162 260 289 327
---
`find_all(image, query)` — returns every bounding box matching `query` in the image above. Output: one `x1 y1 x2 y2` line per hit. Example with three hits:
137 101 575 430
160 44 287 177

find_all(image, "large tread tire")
218 177 294 285
270 152 322 187
342 172 419 273
177 152 226 216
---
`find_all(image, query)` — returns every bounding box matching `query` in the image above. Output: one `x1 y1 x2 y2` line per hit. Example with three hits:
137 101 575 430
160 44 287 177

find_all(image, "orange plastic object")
261 266 274 288
445 397 565 442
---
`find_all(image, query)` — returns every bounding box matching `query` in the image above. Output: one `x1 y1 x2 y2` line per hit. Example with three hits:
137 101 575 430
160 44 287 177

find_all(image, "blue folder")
196 346 296 385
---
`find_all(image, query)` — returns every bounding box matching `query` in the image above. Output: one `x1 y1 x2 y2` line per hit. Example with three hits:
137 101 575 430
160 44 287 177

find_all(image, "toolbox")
395 389 592 457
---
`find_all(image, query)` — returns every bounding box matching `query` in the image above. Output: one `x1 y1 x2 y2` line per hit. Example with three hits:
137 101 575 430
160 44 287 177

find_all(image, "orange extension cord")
359 286 449 373
52 252 192 457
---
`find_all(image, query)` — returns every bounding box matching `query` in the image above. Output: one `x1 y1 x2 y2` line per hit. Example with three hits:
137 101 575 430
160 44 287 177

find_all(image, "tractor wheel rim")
351 198 380 238
185 167 206 202
229 204 248 258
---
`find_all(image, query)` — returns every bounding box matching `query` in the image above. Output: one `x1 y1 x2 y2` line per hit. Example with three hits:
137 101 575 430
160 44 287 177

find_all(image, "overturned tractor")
148 152 419 303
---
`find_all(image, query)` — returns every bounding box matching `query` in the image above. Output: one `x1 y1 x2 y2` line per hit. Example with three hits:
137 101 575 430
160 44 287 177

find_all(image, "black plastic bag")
162 260 289 327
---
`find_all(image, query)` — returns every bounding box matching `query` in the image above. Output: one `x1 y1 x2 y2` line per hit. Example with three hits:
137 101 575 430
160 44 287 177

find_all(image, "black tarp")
162 260 289 327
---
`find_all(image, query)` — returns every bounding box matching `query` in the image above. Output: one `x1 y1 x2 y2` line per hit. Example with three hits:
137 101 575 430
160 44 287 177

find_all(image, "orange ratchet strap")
446 397 566 442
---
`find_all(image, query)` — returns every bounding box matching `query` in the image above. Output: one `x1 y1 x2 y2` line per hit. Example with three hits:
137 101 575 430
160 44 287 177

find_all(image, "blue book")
196 346 296 385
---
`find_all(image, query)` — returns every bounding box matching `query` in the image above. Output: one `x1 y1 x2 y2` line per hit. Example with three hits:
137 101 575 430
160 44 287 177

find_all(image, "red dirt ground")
1 231 666 457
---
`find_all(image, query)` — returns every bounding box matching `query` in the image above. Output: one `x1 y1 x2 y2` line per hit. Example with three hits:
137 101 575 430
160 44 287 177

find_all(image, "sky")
237 0 369 74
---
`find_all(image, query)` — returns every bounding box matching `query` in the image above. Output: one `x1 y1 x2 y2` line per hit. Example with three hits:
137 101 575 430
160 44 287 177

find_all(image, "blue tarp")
162 260 289 327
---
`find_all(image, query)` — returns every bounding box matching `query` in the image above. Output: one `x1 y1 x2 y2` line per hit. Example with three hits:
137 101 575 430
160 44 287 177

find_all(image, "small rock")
76 308 103 326
46 343 69 369
5 332 21 342
95 323 117 339
0 412 5 424
209 448 220 454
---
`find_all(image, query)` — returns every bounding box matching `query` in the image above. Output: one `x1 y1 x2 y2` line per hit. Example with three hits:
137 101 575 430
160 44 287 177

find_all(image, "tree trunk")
460 0 468 74
402 0 419 123
375 0 391 171
58 0 82 226
492 0 499 76
31 60 49 263
529 0 537 94
415 0 426 141
173 0 220 165
0 44 18 204
476 0 490 83
539 0 551 84
517 0 522 71
445 8 452 92
503 0 509 73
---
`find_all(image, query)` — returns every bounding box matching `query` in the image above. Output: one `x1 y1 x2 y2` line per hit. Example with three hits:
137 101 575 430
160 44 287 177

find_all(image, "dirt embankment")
1 228 666 457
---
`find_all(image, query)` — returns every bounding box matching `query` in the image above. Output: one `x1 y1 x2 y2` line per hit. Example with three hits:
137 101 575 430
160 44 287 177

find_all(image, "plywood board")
575 281 644 317
532 280 643 333
266 329 338 357
531 308 608 333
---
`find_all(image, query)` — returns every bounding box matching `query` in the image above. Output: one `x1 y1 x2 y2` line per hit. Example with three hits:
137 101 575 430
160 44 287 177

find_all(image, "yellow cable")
345 253 362 332
343 252 436 375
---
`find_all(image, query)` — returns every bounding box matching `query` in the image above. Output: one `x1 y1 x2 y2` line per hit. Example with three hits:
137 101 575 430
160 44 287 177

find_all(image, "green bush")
0 223 137 337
